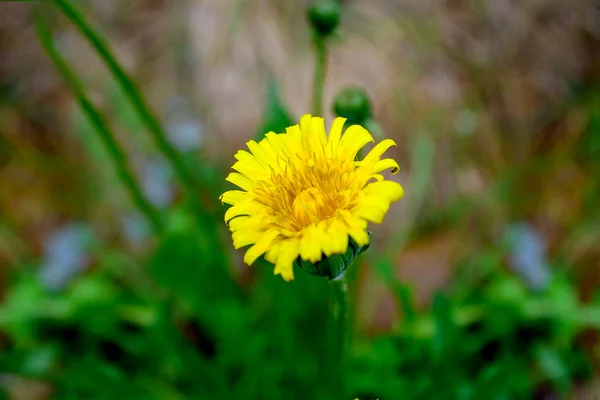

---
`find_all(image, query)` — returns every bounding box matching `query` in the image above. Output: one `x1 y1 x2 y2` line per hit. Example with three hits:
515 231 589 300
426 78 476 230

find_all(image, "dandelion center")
255 153 358 231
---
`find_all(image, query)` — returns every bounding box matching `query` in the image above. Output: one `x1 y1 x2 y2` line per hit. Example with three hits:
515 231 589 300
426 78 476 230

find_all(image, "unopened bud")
308 1 342 38
333 87 372 126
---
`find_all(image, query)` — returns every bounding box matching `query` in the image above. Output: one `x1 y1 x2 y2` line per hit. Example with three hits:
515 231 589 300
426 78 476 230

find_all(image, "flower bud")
333 87 372 126
307 1 342 38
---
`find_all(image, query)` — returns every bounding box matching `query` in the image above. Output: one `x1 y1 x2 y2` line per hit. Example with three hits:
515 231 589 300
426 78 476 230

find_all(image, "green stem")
312 37 327 116
35 14 164 235
330 272 350 393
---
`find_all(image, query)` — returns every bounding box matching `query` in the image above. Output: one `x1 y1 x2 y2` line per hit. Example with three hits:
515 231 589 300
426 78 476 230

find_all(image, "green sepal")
294 232 371 280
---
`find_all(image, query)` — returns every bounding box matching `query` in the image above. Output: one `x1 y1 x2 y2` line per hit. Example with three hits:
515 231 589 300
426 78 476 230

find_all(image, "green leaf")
256 76 294 140
149 208 240 314
397 284 416 323
535 345 570 393
431 292 456 360
21 344 59 376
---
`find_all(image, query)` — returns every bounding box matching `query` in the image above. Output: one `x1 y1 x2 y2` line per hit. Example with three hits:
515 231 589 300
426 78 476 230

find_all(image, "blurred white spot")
121 213 151 246
169 119 204 151
504 222 551 291
165 96 204 152
142 158 174 209
38 222 95 291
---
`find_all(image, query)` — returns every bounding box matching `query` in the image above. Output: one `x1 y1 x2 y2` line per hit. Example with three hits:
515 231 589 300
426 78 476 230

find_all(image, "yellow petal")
265 244 280 264
229 213 266 231
368 174 385 182
309 116 327 152
224 199 263 224
349 229 370 247
299 114 313 138
363 180 404 202
228 215 249 230
340 125 374 159
353 206 386 223
225 172 253 191
265 132 286 154
300 225 322 263
244 230 280 265
327 219 349 254
273 239 300 281
339 210 368 230
285 124 303 144
219 190 247 205
258 136 278 160
371 158 400 174
234 150 263 168
279 267 294 282
247 140 274 165
327 117 346 148
361 139 397 164
231 161 266 181
232 230 259 249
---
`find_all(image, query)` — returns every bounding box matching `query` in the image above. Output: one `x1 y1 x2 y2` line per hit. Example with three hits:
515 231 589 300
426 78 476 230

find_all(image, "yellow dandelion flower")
220 114 403 281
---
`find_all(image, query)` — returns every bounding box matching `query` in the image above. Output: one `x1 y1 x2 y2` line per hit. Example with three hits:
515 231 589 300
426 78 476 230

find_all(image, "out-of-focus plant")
35 14 164 235
34 0 230 268
0 0 598 399
1 251 598 399
349 268 600 400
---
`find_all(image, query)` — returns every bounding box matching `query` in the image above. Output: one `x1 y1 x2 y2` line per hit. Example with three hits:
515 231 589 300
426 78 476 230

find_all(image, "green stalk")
35 14 164 235
331 273 350 358
312 37 327 116
53 0 199 200
330 272 350 395
310 29 348 395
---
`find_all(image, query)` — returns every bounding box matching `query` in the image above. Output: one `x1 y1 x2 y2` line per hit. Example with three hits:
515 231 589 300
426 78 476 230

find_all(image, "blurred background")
1 0 600 399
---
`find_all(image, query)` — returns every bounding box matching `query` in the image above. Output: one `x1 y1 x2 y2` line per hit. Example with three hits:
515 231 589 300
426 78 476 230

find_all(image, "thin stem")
35 14 164 235
330 272 350 394
312 37 327 116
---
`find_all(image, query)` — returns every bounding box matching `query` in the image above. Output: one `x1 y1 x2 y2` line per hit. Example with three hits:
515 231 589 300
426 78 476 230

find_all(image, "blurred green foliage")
1 237 598 399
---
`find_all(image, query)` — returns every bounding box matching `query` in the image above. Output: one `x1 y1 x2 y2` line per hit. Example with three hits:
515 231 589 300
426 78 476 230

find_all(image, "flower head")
220 114 403 281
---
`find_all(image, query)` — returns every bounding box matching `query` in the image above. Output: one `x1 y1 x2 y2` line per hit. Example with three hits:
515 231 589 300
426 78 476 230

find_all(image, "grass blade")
51 0 230 268
35 13 164 235
53 0 200 200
